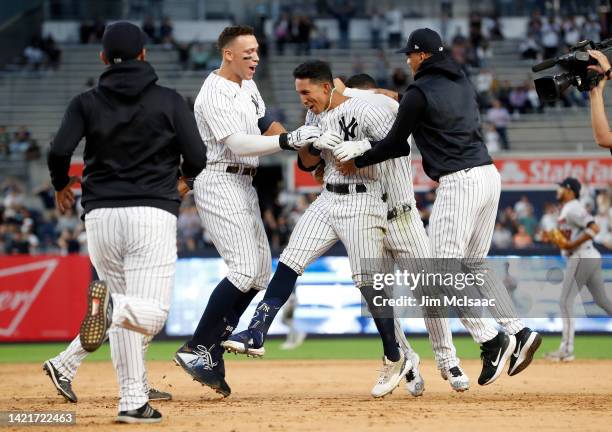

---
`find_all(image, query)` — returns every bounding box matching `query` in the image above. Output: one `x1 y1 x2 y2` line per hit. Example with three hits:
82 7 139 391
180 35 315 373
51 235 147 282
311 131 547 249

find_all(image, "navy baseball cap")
558 177 581 197
102 21 145 64
397 28 444 54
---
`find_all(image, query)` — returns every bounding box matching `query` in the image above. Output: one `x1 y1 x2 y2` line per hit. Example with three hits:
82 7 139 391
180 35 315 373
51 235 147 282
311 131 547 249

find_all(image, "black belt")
325 183 367 194
387 203 412 221
226 165 257 176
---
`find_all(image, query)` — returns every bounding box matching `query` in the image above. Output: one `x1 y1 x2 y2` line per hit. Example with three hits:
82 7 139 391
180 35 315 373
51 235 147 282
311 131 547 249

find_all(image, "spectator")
475 67 494 107
492 222 513 249
23 37 44 71
9 126 32 156
92 18 106 42
42 35 62 70
526 81 542 113
178 200 202 252
373 49 390 88
495 80 512 109
513 224 533 249
514 196 533 219
520 32 541 60
518 206 538 238
562 17 581 49
190 43 211 71
509 85 529 116
311 25 331 49
583 15 601 43
526 9 543 39
274 13 291 54
391 67 408 93
539 202 559 232
142 16 157 43
296 15 313 56
327 0 355 49
0 126 10 158
541 16 560 59
79 20 95 44
486 99 511 150
386 6 403 48
160 16 174 46
484 122 501 153
370 8 384 49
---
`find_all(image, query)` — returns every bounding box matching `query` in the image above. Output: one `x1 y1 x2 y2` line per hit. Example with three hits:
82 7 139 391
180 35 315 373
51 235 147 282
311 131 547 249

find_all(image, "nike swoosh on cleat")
513 341 522 358
491 348 502 367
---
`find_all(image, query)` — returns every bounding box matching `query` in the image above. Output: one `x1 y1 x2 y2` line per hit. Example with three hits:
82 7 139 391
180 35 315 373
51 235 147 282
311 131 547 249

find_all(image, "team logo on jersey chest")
339 116 358 140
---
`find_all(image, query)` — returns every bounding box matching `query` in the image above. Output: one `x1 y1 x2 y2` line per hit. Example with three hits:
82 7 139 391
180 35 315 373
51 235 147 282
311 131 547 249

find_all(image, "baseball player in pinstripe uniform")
544 178 612 361
335 74 469 394
224 61 412 398
44 22 207 423
334 28 542 387
173 26 321 397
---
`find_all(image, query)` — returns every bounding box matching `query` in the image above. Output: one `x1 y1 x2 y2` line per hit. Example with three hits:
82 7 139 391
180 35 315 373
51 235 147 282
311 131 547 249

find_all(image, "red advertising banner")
293 154 612 192
0 256 91 342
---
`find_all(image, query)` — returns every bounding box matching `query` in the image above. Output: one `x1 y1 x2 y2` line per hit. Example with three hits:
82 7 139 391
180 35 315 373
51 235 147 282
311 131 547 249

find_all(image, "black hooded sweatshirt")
48 60 206 217
355 53 492 181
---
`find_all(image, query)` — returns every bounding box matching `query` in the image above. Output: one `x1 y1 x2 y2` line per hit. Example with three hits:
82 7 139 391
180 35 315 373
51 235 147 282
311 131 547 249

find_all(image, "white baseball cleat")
404 352 425 397
544 349 575 362
371 351 412 398
441 365 470 392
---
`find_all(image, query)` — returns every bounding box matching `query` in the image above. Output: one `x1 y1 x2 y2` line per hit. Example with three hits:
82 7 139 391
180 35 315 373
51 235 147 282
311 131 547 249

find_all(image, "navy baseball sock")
188 277 243 348
247 262 299 338
360 285 400 362
220 288 259 340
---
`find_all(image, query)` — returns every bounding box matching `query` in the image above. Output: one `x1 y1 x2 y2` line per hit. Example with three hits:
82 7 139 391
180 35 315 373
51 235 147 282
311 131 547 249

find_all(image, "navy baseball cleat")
478 332 516 386
80 280 112 352
43 360 77 403
508 327 542 376
221 328 265 357
174 343 231 397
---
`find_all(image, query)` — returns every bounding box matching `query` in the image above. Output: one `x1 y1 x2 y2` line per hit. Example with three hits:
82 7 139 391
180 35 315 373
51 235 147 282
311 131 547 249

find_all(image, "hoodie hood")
414 53 464 81
98 60 158 97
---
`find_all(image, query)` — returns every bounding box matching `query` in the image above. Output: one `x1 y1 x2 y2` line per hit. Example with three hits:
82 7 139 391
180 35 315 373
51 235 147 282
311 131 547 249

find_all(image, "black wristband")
605 67 612 80
307 143 322 156
279 133 293 150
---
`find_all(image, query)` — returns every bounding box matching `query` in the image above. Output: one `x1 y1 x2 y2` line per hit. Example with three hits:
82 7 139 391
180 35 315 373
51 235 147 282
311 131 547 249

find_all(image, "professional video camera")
533 38 612 102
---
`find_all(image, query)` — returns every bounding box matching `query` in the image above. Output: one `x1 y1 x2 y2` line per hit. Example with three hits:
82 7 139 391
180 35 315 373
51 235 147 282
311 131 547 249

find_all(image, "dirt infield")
2 359 611 432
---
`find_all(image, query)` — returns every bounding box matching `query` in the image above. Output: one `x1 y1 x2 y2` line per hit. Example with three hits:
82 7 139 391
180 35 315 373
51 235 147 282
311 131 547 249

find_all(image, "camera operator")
587 49 612 148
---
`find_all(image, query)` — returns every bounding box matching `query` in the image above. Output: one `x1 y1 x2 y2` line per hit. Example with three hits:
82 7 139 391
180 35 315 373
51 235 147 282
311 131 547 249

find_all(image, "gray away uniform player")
545 177 612 361
334 28 542 387
44 22 207 423
173 26 321 397
339 75 469 393
224 61 412 398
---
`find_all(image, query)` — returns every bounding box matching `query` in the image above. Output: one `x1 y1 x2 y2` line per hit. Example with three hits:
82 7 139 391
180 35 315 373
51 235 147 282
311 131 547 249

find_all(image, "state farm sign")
292 154 612 192
495 156 612 189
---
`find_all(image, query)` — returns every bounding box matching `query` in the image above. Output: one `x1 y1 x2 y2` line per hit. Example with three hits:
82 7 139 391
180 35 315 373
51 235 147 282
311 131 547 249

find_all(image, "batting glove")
280 125 322 150
333 140 372 162
313 131 344 151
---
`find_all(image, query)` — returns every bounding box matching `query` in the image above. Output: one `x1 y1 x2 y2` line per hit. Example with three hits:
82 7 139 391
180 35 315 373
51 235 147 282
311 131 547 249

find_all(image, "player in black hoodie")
44 22 206 423
333 28 542 388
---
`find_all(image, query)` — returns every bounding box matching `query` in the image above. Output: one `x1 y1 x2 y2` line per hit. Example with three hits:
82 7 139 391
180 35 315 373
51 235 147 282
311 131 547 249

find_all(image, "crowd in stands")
3 172 612 256
0 178 85 256
0 126 40 161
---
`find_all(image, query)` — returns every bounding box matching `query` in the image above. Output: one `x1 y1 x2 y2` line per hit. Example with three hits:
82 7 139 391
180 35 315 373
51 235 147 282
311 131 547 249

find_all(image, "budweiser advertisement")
292 154 612 192
0 256 91 342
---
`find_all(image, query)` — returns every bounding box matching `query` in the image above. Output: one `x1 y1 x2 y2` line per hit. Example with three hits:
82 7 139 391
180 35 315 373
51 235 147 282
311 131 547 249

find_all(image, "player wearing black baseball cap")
101 21 146 64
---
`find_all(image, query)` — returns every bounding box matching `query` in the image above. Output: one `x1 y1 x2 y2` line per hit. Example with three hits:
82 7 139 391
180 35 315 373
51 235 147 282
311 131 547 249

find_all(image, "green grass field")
1 335 612 363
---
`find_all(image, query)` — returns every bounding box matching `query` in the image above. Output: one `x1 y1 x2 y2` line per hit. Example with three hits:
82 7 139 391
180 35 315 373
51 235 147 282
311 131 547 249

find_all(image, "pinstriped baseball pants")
280 186 387 288
383 203 462 370
194 167 272 292
429 164 524 344
75 207 176 411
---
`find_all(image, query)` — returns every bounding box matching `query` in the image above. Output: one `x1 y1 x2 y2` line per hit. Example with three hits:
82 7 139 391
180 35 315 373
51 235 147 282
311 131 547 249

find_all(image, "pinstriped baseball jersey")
194 70 265 167
305 98 395 184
